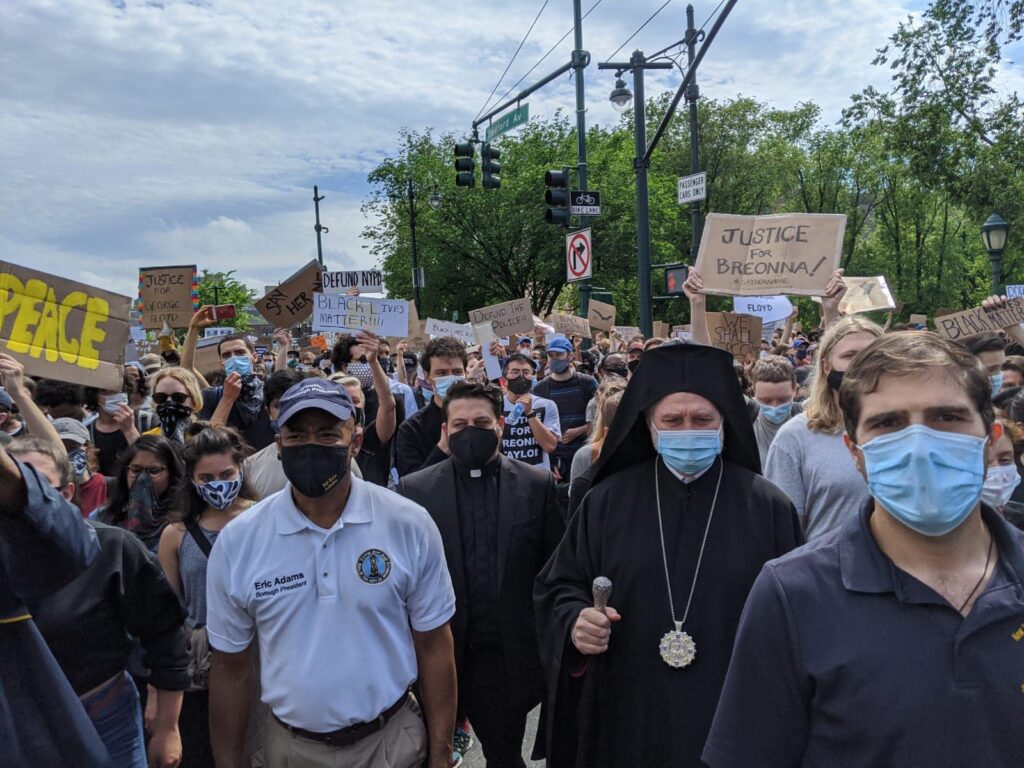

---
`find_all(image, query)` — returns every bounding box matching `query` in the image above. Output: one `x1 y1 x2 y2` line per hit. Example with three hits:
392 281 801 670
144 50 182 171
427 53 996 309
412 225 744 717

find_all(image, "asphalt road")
461 706 544 767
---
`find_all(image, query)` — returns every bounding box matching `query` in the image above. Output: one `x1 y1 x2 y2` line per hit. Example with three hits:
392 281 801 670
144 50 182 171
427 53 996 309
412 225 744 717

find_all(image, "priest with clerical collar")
534 341 804 768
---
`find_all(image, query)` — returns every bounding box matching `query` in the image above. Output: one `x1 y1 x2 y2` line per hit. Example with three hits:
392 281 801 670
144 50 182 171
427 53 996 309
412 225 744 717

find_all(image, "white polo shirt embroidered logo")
357 549 391 584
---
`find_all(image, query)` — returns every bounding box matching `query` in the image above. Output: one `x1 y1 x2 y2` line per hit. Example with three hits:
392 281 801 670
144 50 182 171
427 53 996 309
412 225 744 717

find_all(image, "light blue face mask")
654 428 723 476
990 372 1004 394
224 356 253 377
432 375 462 399
858 424 986 537
758 400 793 426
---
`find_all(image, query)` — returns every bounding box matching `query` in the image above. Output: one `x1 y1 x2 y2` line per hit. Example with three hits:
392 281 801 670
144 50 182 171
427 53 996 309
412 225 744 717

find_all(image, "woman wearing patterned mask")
146 368 205 445
159 426 256 768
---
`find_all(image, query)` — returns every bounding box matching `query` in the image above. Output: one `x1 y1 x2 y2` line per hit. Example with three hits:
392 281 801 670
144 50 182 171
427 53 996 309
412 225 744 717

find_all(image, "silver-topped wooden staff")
592 576 613 613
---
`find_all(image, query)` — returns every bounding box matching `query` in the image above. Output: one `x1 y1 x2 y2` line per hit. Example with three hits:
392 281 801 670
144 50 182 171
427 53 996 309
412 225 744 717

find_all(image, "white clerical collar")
663 461 712 485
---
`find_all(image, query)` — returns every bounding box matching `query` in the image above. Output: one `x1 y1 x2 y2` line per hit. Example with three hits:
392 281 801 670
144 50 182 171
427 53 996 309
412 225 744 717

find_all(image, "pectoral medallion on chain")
659 621 696 668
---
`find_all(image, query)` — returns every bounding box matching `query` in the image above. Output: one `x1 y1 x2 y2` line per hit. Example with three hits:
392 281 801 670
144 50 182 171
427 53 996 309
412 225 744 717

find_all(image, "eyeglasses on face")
504 370 534 379
153 392 190 405
127 465 168 478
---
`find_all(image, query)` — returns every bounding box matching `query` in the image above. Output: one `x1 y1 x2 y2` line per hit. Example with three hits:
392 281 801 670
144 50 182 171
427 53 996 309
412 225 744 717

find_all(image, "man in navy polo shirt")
703 332 1024 768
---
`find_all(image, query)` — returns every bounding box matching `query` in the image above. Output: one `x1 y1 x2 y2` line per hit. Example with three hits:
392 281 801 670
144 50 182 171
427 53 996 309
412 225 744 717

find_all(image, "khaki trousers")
264 697 427 768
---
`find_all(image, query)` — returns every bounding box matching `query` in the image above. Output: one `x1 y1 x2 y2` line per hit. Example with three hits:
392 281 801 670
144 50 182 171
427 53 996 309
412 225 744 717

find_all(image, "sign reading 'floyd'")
138 265 197 330
0 261 131 390
695 213 846 296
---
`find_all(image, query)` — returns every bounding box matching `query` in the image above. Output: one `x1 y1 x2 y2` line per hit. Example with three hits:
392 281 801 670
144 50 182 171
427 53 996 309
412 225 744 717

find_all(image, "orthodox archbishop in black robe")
535 342 803 767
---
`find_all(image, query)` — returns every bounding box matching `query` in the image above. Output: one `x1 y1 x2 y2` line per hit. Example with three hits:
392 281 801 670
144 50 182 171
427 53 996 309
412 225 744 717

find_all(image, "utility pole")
685 4 704 262
572 0 592 321
407 178 422 314
313 185 328 266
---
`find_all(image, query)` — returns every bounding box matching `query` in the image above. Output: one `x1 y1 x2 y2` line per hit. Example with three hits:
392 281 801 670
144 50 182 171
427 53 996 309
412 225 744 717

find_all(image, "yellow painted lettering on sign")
79 297 109 368
57 291 86 363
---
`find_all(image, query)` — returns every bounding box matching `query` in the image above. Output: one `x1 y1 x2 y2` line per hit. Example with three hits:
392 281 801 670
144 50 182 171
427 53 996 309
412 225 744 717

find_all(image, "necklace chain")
956 530 994 614
654 457 723 628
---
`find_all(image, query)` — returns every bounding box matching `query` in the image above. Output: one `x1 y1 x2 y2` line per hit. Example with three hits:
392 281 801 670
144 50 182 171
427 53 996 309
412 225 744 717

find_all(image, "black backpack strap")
186 523 213 558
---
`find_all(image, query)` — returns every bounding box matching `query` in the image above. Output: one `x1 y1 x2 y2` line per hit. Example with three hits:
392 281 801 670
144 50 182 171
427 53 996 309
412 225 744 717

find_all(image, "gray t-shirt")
752 401 804 468
764 413 870 541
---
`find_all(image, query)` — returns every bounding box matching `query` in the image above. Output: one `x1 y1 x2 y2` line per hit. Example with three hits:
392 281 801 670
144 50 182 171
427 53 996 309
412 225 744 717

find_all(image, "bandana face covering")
69 447 89 479
123 471 167 544
157 400 193 444
235 374 265 426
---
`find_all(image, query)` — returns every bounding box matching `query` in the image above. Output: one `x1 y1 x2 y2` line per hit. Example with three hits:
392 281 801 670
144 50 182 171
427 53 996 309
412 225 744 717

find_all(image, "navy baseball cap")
548 337 573 354
517 336 533 346
277 378 355 428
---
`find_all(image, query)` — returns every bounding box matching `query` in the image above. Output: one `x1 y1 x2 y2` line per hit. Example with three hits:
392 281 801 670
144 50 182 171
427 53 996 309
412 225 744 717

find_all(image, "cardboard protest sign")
838 276 897 315
468 298 534 338
909 314 928 326
706 312 763 359
255 260 323 326
0 262 131 390
138 265 197 330
733 295 793 323
309 335 329 352
614 326 641 339
193 336 223 376
312 293 409 337
695 213 846 297
587 299 616 332
652 321 671 338
320 269 385 294
672 325 692 341
424 318 475 345
548 313 591 339
934 299 1024 341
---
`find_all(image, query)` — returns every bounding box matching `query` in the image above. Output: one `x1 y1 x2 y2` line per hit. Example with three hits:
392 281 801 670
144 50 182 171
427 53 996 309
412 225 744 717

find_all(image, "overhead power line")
475 0 551 121
605 0 673 63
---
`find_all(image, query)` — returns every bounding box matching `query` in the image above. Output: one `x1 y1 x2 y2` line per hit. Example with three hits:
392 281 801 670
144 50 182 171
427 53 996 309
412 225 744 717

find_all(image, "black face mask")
602 366 628 379
157 401 193 443
507 377 532 396
827 370 845 391
627 359 640 374
449 426 499 470
280 443 350 498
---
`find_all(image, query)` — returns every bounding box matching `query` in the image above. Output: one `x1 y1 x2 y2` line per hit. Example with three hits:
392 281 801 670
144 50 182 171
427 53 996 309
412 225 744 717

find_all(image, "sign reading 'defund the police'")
312 293 409 336
570 190 602 216
695 213 846 297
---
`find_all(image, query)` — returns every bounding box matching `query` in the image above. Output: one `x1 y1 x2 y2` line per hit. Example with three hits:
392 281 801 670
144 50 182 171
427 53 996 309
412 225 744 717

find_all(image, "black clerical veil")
571 343 760 512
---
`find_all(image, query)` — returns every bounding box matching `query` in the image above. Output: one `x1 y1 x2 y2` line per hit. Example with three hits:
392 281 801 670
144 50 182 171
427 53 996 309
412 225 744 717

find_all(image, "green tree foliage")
196 270 257 331
364 1 1021 327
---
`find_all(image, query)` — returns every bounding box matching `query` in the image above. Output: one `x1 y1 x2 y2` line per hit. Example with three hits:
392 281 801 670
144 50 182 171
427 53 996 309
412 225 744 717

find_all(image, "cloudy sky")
1 0 1018 300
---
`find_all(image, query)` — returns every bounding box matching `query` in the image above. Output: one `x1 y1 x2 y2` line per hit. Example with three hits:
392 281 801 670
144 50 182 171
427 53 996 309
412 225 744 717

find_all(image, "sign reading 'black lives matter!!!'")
695 213 846 297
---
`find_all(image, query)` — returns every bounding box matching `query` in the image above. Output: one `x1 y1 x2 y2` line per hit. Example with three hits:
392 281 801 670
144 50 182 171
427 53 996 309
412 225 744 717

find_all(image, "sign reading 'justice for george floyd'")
0 262 131 390
695 213 846 296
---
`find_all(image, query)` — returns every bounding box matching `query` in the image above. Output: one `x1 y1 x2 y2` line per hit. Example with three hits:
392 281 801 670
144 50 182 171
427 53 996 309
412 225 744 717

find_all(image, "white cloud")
2 0 1010 301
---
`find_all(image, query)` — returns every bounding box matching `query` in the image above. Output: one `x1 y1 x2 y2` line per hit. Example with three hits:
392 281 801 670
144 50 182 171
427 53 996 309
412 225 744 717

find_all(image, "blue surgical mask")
432 375 462 399
69 447 89 479
193 476 244 511
102 392 128 415
224 356 253 377
654 428 723 476
858 424 986 537
990 372 1004 394
758 401 794 426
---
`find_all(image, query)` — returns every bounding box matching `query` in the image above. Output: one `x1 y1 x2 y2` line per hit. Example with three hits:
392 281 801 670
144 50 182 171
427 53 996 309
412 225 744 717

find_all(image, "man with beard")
534 343 803 768
207 378 456 768
184 306 276 450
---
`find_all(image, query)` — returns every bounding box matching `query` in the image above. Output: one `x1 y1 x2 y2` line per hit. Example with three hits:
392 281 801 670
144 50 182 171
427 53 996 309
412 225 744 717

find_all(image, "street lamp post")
599 52 673 337
982 213 1010 296
313 185 328 267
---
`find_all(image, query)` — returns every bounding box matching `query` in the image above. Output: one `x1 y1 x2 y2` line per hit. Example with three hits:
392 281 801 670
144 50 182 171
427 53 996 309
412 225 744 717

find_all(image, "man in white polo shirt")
206 378 457 768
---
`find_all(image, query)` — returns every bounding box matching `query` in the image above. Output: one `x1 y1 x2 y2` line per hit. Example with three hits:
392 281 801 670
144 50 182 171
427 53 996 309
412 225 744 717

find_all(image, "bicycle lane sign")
570 190 601 216
566 229 593 283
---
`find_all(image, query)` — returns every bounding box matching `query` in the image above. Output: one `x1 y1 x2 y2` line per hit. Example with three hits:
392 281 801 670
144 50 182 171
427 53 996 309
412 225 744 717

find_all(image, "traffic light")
665 264 690 294
544 169 570 226
481 143 501 190
454 142 475 188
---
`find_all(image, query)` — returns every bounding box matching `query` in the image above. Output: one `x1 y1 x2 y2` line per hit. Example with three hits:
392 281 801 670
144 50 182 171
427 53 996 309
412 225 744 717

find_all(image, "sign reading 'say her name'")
312 293 409 337
695 213 846 297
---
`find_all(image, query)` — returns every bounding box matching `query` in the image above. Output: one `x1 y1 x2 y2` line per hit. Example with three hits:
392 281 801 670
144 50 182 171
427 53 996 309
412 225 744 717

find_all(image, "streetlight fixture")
428 184 442 210
609 78 632 111
982 213 1010 295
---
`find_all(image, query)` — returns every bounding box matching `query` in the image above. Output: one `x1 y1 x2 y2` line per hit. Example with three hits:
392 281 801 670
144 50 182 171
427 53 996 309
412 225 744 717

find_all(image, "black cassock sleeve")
533 494 600 768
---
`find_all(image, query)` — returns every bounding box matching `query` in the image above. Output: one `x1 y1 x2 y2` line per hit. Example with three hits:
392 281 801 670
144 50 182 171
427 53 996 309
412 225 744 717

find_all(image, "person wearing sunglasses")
144 368 205 445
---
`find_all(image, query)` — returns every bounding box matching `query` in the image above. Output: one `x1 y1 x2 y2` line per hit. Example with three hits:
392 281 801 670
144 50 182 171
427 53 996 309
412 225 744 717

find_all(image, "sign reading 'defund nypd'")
320 269 384 294
570 190 602 216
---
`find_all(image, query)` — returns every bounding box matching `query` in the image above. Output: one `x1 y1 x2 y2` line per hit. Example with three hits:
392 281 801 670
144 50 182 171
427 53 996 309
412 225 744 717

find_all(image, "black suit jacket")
398 454 565 711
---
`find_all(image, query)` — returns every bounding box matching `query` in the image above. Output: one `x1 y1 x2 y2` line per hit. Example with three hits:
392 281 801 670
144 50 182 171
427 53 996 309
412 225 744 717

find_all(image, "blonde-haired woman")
764 316 884 540
145 367 205 444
